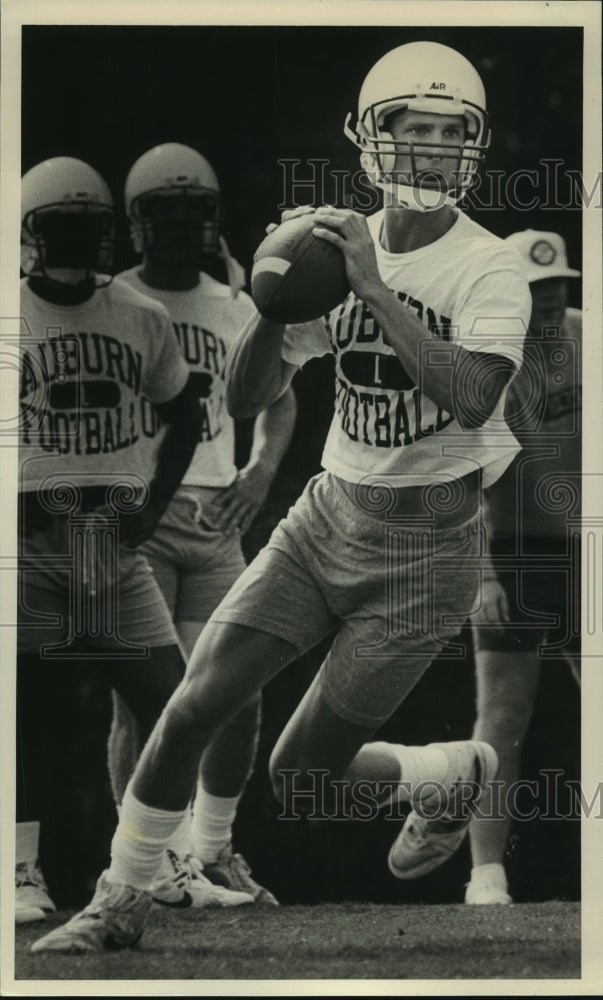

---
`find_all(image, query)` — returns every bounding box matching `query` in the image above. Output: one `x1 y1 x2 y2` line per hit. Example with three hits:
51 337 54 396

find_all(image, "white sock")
166 807 193 858
373 742 450 804
470 862 507 886
107 788 187 891
120 796 193 874
16 821 40 865
190 786 240 863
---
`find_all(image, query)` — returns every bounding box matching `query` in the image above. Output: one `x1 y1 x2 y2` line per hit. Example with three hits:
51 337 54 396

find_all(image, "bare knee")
161 675 222 745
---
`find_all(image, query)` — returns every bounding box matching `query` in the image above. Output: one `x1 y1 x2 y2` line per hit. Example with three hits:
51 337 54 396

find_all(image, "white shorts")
211 472 483 727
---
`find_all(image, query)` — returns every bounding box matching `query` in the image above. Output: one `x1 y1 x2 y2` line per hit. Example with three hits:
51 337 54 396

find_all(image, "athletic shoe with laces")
388 740 499 881
30 871 151 953
151 849 253 908
15 861 56 923
203 844 279 905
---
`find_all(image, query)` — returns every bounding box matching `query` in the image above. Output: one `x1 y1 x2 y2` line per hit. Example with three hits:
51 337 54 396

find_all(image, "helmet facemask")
347 96 488 212
21 201 114 285
130 187 221 268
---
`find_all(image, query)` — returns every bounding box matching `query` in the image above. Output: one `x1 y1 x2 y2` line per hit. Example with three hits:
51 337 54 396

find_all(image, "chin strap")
218 235 246 300
376 177 460 213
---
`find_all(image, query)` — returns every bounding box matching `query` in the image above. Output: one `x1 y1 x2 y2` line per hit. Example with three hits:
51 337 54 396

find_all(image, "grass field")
14 901 580 982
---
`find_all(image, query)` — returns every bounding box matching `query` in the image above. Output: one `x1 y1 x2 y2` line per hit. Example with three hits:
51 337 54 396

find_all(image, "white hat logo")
530 240 557 267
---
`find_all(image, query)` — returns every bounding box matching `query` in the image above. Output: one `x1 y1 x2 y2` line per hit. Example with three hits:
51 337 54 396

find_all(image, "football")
250 213 350 324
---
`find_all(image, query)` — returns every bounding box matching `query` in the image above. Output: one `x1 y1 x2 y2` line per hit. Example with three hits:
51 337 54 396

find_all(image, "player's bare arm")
205 386 297 535
122 374 202 547
314 207 514 428
225 315 298 420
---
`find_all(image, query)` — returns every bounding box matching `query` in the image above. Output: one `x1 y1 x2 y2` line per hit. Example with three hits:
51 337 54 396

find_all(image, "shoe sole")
388 741 499 880
465 897 513 906
31 930 143 954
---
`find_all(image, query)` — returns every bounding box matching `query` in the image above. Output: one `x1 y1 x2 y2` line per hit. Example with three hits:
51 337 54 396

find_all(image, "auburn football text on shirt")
18 278 188 492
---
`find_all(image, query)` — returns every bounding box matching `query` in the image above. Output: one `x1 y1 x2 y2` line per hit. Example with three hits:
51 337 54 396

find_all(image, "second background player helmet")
345 41 491 211
125 143 221 261
21 156 114 281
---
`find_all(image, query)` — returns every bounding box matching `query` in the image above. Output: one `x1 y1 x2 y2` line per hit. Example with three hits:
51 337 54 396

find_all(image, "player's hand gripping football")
269 206 385 305
313 206 384 303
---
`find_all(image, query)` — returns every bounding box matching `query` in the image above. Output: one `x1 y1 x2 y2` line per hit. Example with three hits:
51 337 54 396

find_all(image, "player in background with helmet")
16 157 252 923
34 41 531 953
109 143 296 905
465 231 581 906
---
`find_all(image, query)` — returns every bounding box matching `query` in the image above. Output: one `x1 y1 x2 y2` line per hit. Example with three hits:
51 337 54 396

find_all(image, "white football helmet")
344 42 491 212
125 142 221 258
21 157 114 282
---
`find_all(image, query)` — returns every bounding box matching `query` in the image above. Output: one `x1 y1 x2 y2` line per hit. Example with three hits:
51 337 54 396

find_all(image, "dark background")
22 24 581 907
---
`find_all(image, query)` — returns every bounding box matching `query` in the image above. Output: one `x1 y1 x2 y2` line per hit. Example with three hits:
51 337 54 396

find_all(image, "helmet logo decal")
530 240 557 266
429 83 447 90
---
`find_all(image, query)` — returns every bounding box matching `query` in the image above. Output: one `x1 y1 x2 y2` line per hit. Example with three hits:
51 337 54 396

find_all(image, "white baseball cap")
504 230 581 283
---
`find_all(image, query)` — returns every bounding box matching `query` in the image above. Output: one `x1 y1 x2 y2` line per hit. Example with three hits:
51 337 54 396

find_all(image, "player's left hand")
311 207 385 303
202 464 273 536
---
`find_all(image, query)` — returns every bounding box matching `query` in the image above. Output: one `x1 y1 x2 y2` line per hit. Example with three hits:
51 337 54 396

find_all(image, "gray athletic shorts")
140 487 247 624
18 510 178 656
211 471 483 728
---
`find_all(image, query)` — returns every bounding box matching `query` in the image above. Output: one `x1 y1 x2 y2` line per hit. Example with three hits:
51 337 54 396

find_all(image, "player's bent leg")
268 611 443 811
466 647 540 905
269 668 497 882
269 671 384 813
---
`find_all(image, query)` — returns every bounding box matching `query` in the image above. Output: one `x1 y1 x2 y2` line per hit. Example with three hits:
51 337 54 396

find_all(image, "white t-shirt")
117 269 256 487
19 277 189 493
278 209 531 489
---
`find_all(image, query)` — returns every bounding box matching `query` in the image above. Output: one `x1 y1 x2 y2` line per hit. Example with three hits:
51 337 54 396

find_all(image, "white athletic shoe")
203 844 279 906
151 849 253 908
388 740 499 881
15 861 56 924
31 871 151 953
465 872 513 905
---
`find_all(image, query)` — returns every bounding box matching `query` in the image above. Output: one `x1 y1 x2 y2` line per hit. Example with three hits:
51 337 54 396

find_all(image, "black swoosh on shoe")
152 890 193 909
